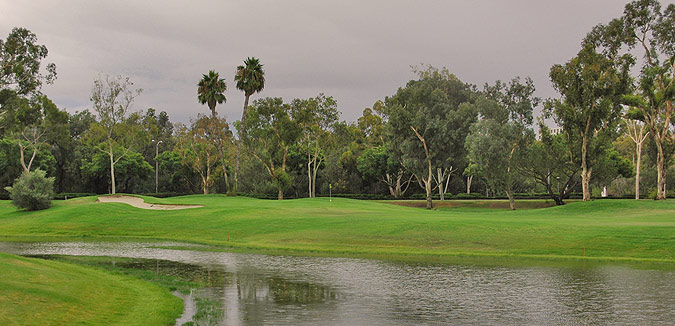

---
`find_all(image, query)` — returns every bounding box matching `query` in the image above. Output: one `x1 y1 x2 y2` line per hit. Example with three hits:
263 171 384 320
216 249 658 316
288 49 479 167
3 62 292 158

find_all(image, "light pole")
152 140 163 193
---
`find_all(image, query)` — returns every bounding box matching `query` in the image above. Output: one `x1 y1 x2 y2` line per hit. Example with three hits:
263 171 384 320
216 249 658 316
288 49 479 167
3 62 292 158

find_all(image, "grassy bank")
0 196 673 264
0 252 182 326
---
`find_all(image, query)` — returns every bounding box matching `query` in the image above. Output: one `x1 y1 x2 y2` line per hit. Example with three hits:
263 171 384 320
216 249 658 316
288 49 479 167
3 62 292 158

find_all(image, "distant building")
535 126 563 140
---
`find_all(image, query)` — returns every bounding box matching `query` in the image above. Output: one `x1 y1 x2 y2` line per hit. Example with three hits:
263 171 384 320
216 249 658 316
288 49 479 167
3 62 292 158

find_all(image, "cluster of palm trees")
196 57 265 192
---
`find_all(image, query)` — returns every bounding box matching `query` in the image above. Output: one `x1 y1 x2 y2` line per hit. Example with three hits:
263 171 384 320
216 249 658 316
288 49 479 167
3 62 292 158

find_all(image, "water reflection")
1 242 673 326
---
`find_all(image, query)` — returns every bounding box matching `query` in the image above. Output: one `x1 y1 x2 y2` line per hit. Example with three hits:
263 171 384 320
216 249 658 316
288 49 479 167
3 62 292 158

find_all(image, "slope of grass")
0 252 182 326
0 196 673 263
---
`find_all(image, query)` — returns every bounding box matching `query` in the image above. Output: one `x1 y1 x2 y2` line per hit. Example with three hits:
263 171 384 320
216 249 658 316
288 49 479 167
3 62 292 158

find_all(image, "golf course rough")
0 252 182 326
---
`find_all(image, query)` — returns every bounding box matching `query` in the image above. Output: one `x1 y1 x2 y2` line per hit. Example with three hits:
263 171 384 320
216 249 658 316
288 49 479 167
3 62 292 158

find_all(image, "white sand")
97 195 203 210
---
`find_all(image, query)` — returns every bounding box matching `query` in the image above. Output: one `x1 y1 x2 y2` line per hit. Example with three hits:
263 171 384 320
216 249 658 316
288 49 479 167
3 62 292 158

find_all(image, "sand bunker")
97 195 203 210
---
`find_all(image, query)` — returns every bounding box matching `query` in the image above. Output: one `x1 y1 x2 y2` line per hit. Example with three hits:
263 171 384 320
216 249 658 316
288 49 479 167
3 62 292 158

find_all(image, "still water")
1 242 673 325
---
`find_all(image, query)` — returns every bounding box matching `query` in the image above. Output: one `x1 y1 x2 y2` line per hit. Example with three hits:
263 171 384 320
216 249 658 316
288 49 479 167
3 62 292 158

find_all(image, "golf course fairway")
0 195 673 263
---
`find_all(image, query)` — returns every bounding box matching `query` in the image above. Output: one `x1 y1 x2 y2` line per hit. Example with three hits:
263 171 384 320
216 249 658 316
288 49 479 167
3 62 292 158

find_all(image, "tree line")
1 0 673 210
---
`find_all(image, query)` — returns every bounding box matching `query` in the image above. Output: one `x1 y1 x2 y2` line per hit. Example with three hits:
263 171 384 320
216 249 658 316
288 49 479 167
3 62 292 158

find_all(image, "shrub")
4 169 54 211
54 193 97 200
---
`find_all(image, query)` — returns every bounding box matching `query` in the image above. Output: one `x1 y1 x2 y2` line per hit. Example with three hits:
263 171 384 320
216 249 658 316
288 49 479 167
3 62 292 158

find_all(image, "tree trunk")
581 132 591 201
218 143 229 193
655 140 666 200
544 181 564 206
385 173 396 197
581 164 591 201
635 143 642 200
234 141 241 193
394 174 402 198
109 151 116 195
466 175 472 194
425 180 432 210
18 143 28 173
425 155 433 209
278 145 289 200
209 102 217 120
505 188 515 210
311 161 318 198
437 168 444 201
307 152 312 198
410 125 433 210
201 175 209 194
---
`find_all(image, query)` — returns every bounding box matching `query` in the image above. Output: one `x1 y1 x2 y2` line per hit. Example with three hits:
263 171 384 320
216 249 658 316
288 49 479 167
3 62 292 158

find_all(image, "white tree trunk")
109 151 116 194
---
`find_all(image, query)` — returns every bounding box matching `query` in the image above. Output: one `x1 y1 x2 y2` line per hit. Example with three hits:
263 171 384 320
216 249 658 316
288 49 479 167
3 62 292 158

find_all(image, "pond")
1 242 673 325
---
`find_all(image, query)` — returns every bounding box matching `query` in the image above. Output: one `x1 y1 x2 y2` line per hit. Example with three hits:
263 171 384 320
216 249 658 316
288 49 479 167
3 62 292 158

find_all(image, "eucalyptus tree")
622 115 649 199
240 97 300 200
197 70 226 119
518 123 580 205
386 65 476 209
7 95 63 174
586 0 674 199
0 27 56 96
357 100 387 146
234 57 265 193
357 145 412 198
174 116 224 194
88 74 144 194
356 101 412 197
291 94 338 198
547 44 632 201
465 77 539 210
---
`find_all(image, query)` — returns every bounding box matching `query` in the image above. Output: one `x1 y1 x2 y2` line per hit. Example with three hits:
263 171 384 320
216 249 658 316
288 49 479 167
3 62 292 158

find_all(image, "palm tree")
197 70 227 118
197 70 229 192
234 57 265 124
233 57 265 192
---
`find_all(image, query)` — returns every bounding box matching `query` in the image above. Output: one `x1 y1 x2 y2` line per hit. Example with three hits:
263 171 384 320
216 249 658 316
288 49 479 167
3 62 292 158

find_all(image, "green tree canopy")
197 70 226 119
466 77 539 210
240 97 300 200
386 65 477 208
547 44 632 201
0 27 56 96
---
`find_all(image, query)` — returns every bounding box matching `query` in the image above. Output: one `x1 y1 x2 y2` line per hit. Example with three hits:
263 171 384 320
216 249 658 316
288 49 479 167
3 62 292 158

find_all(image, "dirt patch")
97 195 203 210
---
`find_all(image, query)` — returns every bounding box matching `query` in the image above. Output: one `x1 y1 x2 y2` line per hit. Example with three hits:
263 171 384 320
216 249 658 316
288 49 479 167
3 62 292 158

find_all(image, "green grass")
0 196 673 264
37 255 224 325
0 252 182 326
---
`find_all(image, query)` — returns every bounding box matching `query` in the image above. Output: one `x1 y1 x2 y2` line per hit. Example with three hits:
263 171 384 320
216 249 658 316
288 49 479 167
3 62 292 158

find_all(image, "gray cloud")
2 0 667 123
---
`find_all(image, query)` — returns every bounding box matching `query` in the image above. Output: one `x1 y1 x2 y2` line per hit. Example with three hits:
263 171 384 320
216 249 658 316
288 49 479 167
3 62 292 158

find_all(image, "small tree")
89 74 143 194
174 116 224 194
5 169 54 211
291 94 339 198
622 115 649 199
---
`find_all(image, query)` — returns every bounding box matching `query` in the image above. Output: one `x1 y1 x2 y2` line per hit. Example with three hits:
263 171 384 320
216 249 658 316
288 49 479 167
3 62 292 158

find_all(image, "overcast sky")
3 1 672 123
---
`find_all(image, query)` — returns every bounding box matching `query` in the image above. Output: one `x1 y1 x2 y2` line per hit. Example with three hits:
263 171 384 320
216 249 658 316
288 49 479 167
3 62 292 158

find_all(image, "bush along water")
4 169 55 211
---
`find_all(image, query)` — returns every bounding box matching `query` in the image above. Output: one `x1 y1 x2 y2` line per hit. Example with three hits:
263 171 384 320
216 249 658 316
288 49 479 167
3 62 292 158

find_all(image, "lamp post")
152 140 163 193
